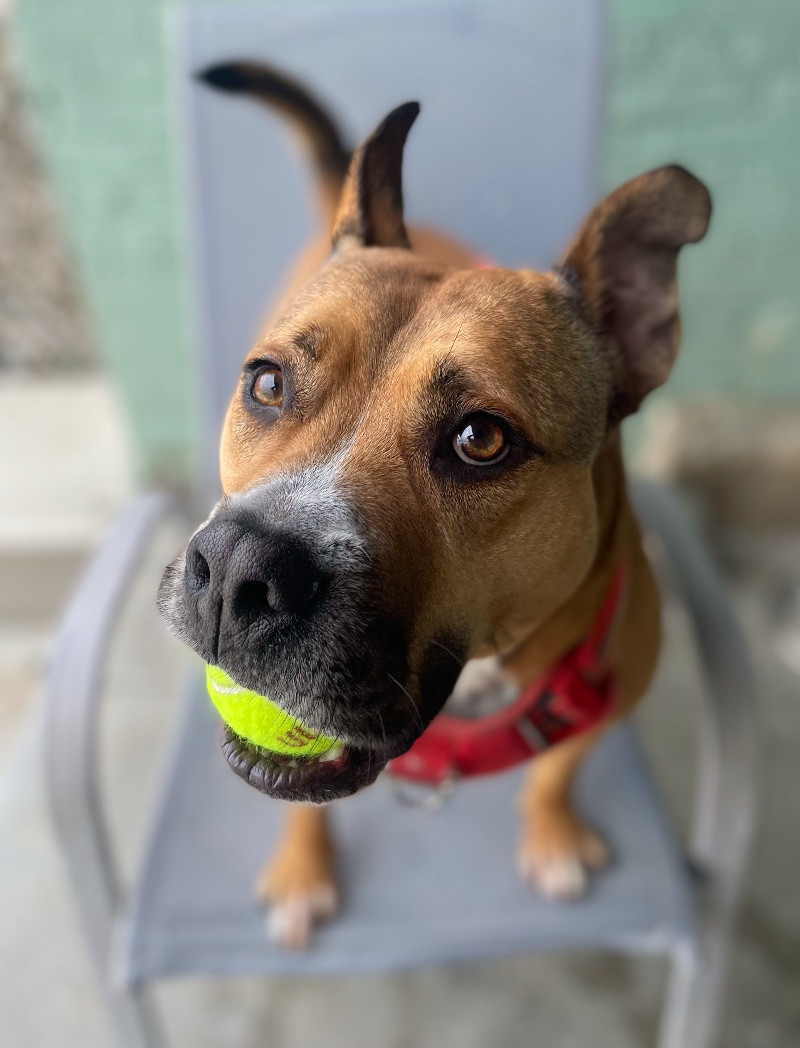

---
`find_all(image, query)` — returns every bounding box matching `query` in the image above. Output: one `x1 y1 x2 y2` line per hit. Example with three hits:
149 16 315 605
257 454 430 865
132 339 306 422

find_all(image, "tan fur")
225 231 661 941
206 85 709 944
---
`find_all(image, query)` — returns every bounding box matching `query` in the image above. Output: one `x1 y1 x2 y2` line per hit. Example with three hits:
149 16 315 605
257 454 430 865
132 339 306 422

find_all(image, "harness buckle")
516 715 549 754
388 768 459 812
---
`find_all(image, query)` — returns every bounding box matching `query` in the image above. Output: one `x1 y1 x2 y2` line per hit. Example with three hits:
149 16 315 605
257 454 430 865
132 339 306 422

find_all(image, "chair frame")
45 479 757 1048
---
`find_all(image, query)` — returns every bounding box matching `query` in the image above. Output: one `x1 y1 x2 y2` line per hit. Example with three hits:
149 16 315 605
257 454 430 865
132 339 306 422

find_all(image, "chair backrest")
172 0 603 492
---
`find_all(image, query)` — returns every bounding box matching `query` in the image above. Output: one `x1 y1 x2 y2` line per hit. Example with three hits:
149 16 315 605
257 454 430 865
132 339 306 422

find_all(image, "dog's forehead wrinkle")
268 249 452 365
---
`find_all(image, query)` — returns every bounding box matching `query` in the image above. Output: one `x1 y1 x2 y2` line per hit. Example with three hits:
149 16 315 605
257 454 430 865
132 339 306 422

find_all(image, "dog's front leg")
255 804 338 949
517 727 612 900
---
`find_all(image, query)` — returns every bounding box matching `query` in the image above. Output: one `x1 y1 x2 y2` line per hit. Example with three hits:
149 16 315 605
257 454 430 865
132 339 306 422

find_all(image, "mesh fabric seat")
122 703 693 983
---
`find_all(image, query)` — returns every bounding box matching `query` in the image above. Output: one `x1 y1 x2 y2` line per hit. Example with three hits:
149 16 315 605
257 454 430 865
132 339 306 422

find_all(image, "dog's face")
159 104 710 801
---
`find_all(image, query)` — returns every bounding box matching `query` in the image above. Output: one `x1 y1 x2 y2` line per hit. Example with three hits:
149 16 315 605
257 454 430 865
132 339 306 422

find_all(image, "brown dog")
158 64 711 949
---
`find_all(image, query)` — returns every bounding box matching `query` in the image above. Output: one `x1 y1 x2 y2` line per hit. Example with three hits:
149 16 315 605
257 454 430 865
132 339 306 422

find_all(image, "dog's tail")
197 62 352 228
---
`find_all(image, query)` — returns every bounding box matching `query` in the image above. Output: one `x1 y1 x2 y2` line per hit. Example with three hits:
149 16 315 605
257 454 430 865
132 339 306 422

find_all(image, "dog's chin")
220 727 403 802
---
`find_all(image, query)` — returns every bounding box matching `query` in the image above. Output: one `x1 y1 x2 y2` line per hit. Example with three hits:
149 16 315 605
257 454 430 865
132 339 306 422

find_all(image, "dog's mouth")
220 727 396 802
214 630 468 801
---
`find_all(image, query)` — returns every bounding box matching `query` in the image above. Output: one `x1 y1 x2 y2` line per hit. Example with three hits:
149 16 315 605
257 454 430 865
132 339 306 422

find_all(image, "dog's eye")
452 414 509 466
252 366 284 408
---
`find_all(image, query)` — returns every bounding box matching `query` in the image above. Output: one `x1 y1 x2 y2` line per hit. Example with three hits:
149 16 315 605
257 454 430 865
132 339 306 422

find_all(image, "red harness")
388 564 628 789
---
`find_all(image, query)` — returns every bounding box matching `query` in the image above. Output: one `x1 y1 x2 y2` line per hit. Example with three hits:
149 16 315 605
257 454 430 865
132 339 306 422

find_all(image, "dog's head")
159 103 710 801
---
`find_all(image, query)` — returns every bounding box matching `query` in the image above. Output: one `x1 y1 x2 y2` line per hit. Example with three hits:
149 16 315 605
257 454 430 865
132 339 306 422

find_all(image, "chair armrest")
630 478 759 893
44 491 182 972
630 479 758 886
632 481 760 1048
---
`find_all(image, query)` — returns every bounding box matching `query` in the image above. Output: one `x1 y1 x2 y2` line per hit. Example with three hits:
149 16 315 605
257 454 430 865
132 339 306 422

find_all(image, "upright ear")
562 165 712 422
332 102 420 250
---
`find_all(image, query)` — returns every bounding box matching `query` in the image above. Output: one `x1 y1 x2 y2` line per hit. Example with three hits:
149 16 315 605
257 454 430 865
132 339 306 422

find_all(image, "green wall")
14 0 800 483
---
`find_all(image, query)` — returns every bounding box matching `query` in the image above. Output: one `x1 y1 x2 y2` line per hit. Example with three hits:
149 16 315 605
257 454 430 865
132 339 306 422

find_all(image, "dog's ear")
562 165 711 422
332 102 420 250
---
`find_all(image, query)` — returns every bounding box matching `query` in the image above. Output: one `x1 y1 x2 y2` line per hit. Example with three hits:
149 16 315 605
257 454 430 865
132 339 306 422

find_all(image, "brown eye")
453 414 509 465
252 365 284 408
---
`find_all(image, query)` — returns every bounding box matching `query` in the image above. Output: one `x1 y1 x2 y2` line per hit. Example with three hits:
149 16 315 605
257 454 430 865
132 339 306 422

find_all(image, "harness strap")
388 562 628 786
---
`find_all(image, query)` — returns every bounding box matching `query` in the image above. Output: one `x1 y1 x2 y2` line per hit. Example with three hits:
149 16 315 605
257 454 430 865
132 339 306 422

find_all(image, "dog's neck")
501 431 635 680
588 431 631 579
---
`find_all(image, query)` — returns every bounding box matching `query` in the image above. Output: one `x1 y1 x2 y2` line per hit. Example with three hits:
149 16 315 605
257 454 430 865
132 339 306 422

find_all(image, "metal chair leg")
659 906 737 1048
99 985 165 1048
631 481 758 1048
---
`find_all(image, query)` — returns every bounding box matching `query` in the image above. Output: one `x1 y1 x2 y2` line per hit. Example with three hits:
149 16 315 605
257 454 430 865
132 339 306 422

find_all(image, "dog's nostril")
232 579 273 623
186 547 211 591
232 571 323 622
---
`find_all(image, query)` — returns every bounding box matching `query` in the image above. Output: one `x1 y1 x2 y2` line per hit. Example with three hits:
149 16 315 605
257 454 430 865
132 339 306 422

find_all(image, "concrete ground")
1 378 800 1048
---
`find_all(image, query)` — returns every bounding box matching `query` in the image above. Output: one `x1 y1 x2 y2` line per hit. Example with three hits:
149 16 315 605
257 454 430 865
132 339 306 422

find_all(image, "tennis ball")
206 664 338 757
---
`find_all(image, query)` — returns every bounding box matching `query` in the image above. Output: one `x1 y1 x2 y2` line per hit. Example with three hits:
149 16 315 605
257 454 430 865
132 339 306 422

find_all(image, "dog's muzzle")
157 473 462 801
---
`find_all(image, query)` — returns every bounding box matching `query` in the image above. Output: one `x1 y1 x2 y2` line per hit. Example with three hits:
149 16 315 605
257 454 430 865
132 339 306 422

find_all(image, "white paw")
266 884 338 950
519 852 588 901
518 821 610 902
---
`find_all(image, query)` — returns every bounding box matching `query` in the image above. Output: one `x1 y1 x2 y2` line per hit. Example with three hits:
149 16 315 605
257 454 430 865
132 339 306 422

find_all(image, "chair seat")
120 677 695 984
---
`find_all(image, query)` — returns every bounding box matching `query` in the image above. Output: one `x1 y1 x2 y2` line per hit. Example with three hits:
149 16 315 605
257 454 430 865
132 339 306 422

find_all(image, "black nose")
185 519 323 648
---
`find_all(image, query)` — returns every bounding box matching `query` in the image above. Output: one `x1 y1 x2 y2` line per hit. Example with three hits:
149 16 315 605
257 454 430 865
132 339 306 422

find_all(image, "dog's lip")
220 727 395 801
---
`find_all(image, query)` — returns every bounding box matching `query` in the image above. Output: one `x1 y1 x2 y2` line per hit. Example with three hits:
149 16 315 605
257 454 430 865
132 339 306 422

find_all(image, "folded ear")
562 165 712 422
332 102 420 250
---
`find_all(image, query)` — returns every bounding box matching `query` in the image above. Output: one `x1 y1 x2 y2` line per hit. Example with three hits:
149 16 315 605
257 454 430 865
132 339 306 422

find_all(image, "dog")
158 62 711 949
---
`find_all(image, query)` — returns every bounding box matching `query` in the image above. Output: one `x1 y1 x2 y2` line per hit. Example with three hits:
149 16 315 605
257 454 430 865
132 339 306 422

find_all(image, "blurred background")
1 0 798 1045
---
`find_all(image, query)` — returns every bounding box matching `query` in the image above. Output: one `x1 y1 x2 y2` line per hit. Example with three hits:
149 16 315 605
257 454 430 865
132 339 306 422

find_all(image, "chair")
45 4 757 1046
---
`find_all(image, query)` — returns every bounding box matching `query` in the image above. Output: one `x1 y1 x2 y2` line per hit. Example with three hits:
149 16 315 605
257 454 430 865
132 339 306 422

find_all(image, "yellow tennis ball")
206 664 338 757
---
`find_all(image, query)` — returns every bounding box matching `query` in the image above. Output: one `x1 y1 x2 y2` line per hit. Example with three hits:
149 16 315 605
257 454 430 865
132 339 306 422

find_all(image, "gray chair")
45 4 757 1046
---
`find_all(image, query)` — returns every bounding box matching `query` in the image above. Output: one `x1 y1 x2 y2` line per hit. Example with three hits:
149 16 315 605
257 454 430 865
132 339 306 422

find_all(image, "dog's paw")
263 884 338 950
517 808 610 902
255 853 338 950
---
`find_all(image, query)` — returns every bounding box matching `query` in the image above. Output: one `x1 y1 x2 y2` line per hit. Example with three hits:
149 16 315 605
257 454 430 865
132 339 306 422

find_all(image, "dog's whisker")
448 318 465 357
427 638 465 668
387 673 426 736
375 708 389 751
